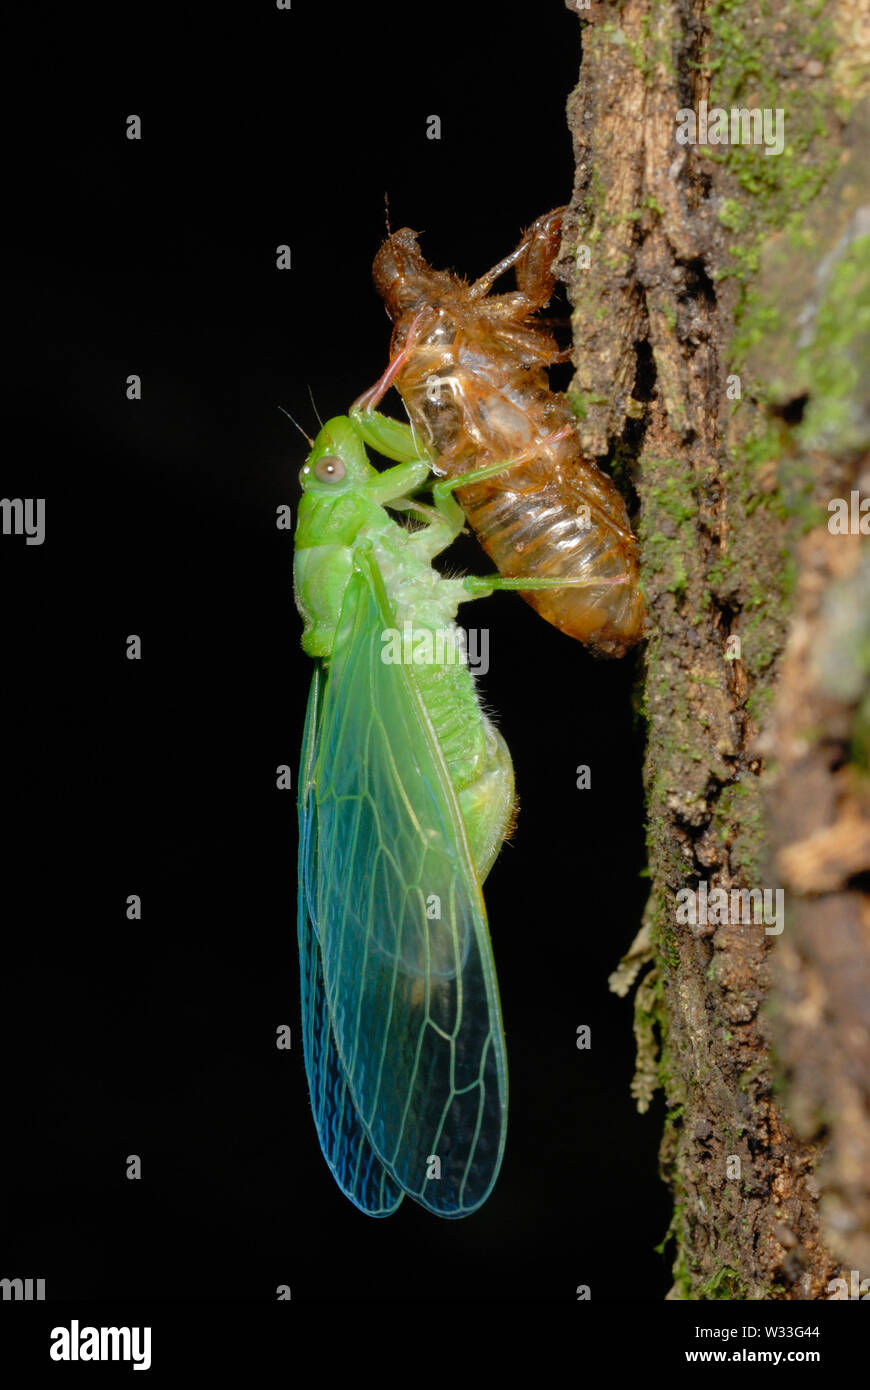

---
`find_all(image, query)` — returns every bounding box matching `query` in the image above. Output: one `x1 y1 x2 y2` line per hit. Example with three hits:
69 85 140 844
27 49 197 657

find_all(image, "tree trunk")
561 0 870 1299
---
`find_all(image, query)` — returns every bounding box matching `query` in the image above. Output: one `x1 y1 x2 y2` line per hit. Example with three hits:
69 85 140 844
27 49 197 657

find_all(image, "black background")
3 1 671 1303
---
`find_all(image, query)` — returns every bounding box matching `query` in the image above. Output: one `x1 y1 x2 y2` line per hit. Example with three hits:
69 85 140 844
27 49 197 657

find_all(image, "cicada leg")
349 399 467 558
463 572 630 597
469 207 565 308
350 327 456 538
514 207 565 305
350 308 430 421
430 425 631 596
428 423 575 525
465 534 634 599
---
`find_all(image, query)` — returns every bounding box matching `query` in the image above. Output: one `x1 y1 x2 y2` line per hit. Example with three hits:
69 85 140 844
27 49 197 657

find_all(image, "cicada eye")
314 455 346 483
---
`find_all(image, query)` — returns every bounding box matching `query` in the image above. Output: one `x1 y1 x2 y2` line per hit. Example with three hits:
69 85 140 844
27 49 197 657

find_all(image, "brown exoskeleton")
353 209 645 657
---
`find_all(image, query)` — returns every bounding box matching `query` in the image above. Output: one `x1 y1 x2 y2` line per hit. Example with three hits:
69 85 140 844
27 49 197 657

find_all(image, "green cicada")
293 403 596 1217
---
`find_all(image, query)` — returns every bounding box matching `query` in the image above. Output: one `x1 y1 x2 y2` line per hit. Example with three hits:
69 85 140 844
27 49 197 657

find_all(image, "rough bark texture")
562 0 870 1298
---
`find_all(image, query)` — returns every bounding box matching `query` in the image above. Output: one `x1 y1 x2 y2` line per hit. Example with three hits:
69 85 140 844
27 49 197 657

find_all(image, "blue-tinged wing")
310 546 508 1218
297 663 404 1216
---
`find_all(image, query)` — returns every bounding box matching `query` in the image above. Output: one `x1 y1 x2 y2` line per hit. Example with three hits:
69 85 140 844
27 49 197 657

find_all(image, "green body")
294 411 514 879
294 402 586 1215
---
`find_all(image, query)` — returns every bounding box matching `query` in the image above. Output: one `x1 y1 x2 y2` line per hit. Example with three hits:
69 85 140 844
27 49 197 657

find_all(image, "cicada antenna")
278 406 314 447
306 384 324 430
384 191 392 238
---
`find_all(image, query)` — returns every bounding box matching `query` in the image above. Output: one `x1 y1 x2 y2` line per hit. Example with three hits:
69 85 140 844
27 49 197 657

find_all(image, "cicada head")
299 416 378 495
373 227 458 324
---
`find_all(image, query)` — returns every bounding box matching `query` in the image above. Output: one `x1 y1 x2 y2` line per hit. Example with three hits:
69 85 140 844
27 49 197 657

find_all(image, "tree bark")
561 0 870 1298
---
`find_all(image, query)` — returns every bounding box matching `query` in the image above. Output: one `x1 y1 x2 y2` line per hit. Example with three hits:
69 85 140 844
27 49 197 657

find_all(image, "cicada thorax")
372 219 646 657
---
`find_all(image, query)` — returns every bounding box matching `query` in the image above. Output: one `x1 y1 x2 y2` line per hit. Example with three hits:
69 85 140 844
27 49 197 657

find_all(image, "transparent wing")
297 664 404 1216
311 548 508 1217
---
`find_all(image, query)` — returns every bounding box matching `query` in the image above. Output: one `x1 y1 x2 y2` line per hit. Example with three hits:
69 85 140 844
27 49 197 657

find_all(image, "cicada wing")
313 550 508 1217
297 665 404 1216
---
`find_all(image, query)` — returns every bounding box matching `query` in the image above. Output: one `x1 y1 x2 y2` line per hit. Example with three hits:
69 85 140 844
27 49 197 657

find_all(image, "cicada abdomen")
368 209 646 657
